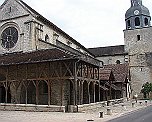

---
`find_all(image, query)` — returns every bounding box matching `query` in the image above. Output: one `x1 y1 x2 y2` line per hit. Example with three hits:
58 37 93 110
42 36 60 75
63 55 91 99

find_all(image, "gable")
0 0 30 21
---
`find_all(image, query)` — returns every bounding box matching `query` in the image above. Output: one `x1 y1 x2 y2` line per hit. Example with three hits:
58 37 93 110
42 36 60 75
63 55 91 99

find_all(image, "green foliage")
141 82 152 98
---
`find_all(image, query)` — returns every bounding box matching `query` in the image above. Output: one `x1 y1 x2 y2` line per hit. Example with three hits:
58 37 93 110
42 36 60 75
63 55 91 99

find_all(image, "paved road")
108 105 152 122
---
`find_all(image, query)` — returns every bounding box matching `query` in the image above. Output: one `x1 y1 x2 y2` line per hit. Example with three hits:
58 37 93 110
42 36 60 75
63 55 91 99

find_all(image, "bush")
141 82 152 99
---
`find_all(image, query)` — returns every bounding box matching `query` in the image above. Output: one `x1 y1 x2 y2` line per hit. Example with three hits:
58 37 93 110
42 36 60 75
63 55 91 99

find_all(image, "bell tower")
125 0 151 30
124 0 152 98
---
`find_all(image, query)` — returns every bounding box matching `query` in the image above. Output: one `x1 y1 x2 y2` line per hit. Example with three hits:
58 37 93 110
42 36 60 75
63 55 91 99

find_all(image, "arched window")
116 60 121 64
144 18 148 26
127 20 131 28
135 17 140 26
45 34 49 42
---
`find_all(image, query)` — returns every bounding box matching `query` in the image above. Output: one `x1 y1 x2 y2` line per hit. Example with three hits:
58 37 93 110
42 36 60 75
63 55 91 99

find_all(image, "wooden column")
5 67 9 103
93 83 96 103
81 81 83 104
61 80 63 106
121 83 123 98
109 81 112 100
5 82 8 103
48 80 51 106
35 80 39 105
115 91 117 99
99 82 101 102
78 80 81 105
88 82 90 104
25 64 28 104
25 87 28 104
74 62 78 105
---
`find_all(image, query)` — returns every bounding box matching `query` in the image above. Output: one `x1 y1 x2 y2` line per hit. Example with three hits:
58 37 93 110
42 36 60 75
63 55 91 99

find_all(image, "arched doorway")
83 81 89 104
27 81 36 104
89 82 94 103
0 74 11 103
0 85 5 103
39 81 48 105
69 80 74 105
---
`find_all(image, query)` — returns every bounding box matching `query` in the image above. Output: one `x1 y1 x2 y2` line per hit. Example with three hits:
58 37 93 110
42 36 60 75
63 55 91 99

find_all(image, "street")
108 105 152 122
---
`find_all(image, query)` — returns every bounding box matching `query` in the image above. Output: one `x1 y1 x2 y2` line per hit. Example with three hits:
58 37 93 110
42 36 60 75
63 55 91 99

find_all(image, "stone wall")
78 98 124 112
96 55 128 65
0 0 90 56
124 27 152 97
0 103 65 112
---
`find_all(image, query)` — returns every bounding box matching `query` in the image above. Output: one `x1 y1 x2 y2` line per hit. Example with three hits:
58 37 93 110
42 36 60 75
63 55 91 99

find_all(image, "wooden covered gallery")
99 69 122 101
103 64 129 99
0 47 108 109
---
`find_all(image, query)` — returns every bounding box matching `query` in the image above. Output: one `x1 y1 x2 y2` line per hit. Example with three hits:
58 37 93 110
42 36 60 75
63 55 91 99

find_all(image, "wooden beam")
77 77 99 82
6 76 75 82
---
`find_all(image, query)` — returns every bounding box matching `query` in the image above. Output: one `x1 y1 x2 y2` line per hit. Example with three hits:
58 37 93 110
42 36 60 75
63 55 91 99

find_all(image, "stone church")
0 0 150 112
0 0 102 112
0 0 127 112
89 0 152 98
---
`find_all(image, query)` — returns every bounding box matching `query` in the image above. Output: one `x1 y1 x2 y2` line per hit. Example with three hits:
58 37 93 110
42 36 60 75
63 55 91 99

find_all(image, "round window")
1 27 18 49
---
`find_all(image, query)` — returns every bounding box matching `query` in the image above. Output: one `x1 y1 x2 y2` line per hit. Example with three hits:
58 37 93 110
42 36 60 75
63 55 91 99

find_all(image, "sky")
0 0 152 48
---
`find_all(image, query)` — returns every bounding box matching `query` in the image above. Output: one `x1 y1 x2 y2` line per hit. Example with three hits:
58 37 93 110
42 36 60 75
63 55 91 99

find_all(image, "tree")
141 82 152 99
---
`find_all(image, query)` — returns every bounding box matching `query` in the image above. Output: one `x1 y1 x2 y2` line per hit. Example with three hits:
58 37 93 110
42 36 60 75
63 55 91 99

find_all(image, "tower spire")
131 0 142 7
125 0 151 29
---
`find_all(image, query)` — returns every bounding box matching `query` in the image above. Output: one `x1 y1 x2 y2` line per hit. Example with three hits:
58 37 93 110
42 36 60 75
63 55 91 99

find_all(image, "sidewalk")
85 100 152 122
0 100 151 122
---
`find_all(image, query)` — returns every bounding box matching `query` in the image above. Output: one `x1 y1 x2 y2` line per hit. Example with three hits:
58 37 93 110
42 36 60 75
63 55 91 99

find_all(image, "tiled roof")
104 64 129 82
0 48 77 66
99 69 113 81
100 85 109 91
88 45 127 57
105 83 121 91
